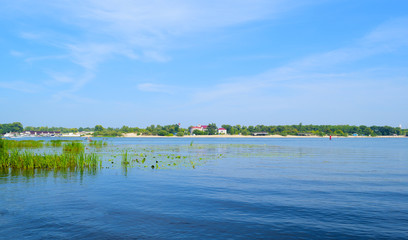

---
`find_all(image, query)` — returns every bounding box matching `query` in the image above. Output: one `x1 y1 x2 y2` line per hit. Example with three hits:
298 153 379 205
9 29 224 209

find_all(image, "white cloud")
19 32 42 40
52 91 97 104
10 50 23 57
192 17 408 104
364 17 408 47
0 81 43 93
25 55 67 63
8 0 308 102
137 83 175 93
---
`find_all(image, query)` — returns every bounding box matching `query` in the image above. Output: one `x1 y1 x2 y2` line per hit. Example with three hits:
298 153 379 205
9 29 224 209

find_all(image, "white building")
217 128 227 134
190 124 227 135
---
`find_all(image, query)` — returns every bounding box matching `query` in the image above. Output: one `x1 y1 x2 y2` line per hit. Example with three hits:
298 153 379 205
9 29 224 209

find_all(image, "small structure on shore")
3 131 62 138
189 124 227 135
252 132 268 136
190 124 208 133
297 133 312 136
217 128 227 135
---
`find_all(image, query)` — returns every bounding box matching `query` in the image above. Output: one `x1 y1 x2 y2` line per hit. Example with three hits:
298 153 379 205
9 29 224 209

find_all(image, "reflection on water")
0 138 407 239
0 167 98 184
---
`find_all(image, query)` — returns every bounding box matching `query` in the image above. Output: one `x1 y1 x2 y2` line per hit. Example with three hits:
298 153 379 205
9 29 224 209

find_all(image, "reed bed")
47 140 63 147
45 139 82 147
1 139 44 148
0 150 99 170
63 142 85 153
0 140 99 170
89 140 108 148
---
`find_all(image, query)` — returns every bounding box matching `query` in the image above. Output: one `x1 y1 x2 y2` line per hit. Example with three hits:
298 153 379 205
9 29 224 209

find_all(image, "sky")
1 0 408 128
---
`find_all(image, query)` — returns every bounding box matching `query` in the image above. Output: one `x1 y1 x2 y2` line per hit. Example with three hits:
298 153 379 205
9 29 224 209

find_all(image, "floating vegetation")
100 143 226 170
1 139 283 172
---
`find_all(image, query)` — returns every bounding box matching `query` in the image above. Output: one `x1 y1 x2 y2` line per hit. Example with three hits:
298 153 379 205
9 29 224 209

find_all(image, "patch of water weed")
0 150 100 170
121 151 130 166
1 139 44 148
1 140 300 172
63 142 85 153
89 140 108 148
44 139 82 147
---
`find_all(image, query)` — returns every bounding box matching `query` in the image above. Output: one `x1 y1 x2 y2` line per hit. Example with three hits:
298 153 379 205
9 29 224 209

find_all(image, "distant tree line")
1 122 407 137
220 124 406 137
93 124 186 137
0 122 23 134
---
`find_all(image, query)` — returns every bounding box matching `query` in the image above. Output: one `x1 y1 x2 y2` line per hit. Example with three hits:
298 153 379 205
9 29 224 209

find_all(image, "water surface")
1 137 407 239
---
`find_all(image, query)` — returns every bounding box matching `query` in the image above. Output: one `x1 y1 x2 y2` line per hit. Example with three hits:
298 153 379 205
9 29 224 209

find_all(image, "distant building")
297 133 312 136
189 124 227 135
217 128 227 134
190 124 207 134
3 131 62 137
27 131 61 136
252 132 268 136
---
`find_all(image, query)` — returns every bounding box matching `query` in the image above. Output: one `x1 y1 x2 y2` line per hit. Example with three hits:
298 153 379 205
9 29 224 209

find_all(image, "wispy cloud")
25 55 67 63
137 83 175 94
10 1 310 86
192 17 408 104
52 91 98 104
10 50 23 57
0 81 43 93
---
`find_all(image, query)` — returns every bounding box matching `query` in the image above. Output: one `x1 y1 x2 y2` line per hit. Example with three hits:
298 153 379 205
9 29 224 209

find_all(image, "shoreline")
120 133 406 138
4 134 405 139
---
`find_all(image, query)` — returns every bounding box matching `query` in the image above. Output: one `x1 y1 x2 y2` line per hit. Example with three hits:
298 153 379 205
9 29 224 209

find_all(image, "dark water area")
1 138 407 239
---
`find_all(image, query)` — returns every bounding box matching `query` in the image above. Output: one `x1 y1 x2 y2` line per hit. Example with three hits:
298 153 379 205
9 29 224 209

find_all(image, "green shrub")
158 130 169 136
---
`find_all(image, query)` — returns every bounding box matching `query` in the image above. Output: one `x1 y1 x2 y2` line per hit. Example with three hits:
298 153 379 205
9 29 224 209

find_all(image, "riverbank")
121 133 406 138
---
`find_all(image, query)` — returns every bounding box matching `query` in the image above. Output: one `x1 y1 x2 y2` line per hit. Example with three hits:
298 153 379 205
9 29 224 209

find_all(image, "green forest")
1 122 407 137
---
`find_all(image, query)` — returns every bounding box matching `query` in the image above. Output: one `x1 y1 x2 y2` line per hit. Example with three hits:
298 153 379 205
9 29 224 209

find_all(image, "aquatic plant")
63 142 85 153
48 140 63 147
1 139 44 149
0 150 99 170
0 139 228 171
121 151 130 166
89 140 108 148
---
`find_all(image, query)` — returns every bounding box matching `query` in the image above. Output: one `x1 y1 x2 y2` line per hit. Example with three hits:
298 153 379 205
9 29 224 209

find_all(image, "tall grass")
63 142 85 153
0 139 99 170
48 140 63 147
89 140 107 148
1 139 44 148
121 151 130 166
0 150 99 170
45 140 82 147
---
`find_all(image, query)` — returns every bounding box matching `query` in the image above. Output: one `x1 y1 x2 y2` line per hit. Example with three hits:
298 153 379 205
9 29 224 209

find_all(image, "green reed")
45 140 82 147
48 140 63 147
1 139 44 148
89 140 108 148
63 142 85 153
121 150 130 166
0 150 99 170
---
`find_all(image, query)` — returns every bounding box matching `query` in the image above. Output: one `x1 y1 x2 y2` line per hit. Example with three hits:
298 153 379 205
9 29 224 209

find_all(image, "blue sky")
1 0 407 128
